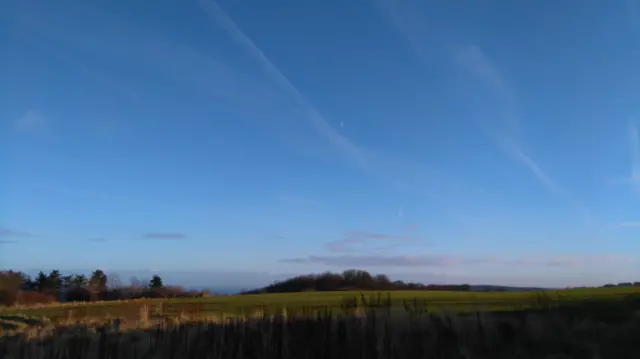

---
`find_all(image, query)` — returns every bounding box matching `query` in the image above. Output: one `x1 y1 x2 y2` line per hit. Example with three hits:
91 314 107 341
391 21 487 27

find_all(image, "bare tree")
108 273 122 289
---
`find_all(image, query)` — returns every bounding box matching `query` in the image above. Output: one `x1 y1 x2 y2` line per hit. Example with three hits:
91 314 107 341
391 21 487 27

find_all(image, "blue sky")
2 0 640 288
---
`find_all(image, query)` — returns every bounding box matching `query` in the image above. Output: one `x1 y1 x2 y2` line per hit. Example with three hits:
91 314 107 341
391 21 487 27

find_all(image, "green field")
3 286 640 322
4 286 640 358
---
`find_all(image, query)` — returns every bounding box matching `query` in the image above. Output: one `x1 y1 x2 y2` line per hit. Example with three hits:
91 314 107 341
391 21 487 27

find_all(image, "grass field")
4 287 640 358
3 287 640 358
2 286 640 323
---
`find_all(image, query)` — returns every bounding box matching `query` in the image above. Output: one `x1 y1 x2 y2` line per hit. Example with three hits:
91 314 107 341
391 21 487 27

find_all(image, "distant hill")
199 284 548 295
241 270 473 295
190 282 549 296
187 287 245 295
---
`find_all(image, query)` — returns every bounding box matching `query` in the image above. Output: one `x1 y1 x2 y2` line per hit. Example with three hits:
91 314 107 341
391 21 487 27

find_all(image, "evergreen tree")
149 275 164 289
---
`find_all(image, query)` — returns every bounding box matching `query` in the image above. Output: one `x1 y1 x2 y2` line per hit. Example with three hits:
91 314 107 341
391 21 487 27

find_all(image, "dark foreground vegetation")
3 293 640 358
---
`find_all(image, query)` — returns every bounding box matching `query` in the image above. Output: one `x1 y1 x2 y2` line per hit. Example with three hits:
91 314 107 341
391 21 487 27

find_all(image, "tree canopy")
242 269 472 294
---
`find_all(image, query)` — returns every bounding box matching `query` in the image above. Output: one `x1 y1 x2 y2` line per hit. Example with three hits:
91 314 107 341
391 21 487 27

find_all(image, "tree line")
2 268 474 305
6 268 636 307
243 269 472 294
0 269 207 307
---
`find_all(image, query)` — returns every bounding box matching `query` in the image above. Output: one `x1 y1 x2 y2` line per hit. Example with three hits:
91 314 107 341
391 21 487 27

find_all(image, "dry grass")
0 309 637 358
0 298 160 311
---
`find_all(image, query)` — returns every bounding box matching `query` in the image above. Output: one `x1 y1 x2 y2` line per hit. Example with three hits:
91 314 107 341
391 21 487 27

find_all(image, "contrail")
198 0 368 168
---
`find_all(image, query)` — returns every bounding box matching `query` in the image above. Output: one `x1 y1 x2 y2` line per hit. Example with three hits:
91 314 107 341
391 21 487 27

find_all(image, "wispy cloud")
88 237 108 242
0 240 18 244
197 0 471 203
608 122 640 190
615 222 640 228
15 0 283 111
280 254 631 268
375 2 562 195
0 228 35 238
375 1 593 223
280 254 461 267
629 121 640 191
13 0 488 213
452 45 516 105
508 145 564 194
27 0 443 200
198 0 367 165
453 46 563 194
14 109 47 134
141 233 188 239
508 255 632 268
326 230 415 253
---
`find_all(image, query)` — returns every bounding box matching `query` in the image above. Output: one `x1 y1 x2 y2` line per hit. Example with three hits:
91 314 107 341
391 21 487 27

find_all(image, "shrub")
16 290 57 305
65 287 92 303
0 289 18 306
144 287 171 299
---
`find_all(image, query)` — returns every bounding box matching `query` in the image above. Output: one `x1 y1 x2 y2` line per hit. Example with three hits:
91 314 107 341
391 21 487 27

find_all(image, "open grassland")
3 291 640 358
2 286 640 322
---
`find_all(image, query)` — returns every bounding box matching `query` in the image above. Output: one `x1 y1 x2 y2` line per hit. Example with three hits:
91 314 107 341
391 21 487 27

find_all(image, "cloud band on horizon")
280 254 632 268
141 233 188 239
